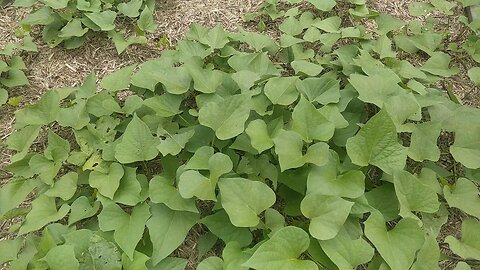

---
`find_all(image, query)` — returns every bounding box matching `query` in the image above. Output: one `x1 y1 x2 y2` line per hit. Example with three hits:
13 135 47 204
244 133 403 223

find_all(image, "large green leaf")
84 234 122 270
364 211 424 270
115 114 159 163
307 151 365 199
291 96 335 142
0 68 28 88
218 177 276 227
444 178 480 219
346 109 407 174
100 64 136 92
273 130 329 171
18 195 70 235
146 203 199 265
45 172 78 201
6 125 40 162
244 226 318 270
319 228 374 269
40 245 79 270
445 219 480 260
89 162 124 200
420 52 459 77
245 119 274 153
410 235 441 270
450 125 480 169
15 90 59 128
264 76 299 105
178 152 232 201
408 122 441 162
85 11 117 31
143 94 182 117
201 210 253 248
149 175 198 213
393 171 440 218
198 94 252 140
98 203 151 260
307 0 336 11
301 194 354 240
68 196 100 225
0 238 23 264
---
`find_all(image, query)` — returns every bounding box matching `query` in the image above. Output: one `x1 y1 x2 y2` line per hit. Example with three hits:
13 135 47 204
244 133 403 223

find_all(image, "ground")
0 0 479 269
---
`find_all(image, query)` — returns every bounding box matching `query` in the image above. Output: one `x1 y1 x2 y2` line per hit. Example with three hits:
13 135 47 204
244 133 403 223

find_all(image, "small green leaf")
86 234 122 270
0 68 28 88
245 119 274 153
115 114 159 163
410 234 441 270
42 0 70 9
307 151 365 199
137 6 156 33
450 125 480 169
408 2 435 16
0 88 7 105
59 19 88 38
307 0 336 11
158 129 195 156
44 130 70 162
468 67 480 85
312 16 341 33
85 11 117 31
291 60 323 76
199 24 229 49
98 202 151 260
57 100 90 130
0 178 37 217
218 177 276 227
117 0 142 18
89 162 124 199
68 196 100 225
185 57 225 94
6 125 40 162
122 251 149 270
244 226 318 270
198 257 223 270
273 130 329 171
420 52 459 77
101 64 136 92
144 93 182 117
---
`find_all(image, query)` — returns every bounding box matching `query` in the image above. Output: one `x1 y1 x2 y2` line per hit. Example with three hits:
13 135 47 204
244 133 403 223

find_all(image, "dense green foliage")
0 35 37 106
15 0 156 52
1 0 480 269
